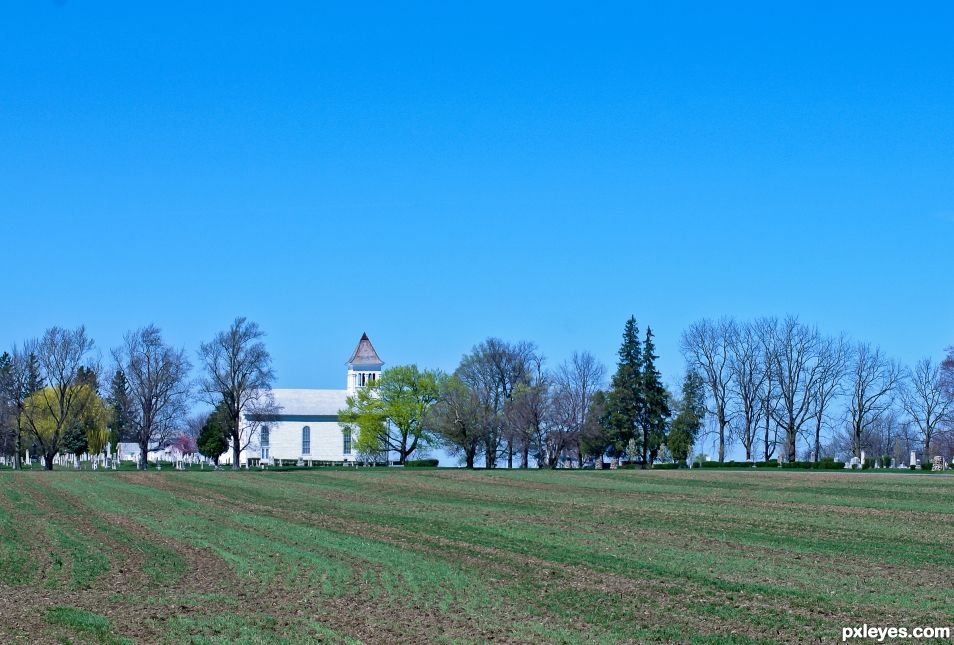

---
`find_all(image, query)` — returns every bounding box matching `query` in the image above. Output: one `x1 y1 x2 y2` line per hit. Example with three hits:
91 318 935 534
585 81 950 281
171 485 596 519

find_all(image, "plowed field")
1 469 952 643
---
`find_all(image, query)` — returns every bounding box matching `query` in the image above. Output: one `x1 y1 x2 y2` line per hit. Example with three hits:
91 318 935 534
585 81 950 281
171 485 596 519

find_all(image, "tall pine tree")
603 316 644 461
641 328 670 466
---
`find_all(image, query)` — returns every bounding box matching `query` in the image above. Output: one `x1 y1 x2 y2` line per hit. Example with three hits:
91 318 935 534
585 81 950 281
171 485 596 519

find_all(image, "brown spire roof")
347 333 384 367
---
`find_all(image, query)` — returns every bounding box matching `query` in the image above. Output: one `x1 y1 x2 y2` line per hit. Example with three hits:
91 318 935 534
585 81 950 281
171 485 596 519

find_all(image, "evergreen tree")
0 353 12 458
668 371 706 464
197 404 229 465
641 328 671 466
602 317 644 461
106 369 132 448
25 353 44 395
75 366 100 393
62 422 89 461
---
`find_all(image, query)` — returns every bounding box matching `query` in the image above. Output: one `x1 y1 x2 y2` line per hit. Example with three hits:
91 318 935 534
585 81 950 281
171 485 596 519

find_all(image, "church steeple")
346 333 384 393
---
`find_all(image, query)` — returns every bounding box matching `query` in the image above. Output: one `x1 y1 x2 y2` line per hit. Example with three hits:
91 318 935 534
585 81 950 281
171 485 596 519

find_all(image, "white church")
238 333 384 467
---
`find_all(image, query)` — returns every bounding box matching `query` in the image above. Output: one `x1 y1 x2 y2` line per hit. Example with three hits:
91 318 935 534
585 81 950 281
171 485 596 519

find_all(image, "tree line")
680 316 954 465
3 314 950 470
0 318 275 470
340 316 706 468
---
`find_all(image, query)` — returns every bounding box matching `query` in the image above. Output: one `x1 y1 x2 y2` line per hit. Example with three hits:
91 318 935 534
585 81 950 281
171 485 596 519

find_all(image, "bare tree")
552 351 605 467
900 357 953 457
808 334 849 461
755 317 781 461
430 375 487 468
114 325 192 470
198 317 277 469
21 327 97 470
846 342 901 459
1 346 44 469
727 321 766 461
771 317 825 462
456 338 537 468
506 362 551 468
681 318 734 462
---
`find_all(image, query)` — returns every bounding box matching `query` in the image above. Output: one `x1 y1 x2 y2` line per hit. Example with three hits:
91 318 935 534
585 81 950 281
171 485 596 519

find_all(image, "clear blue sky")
2 2 952 398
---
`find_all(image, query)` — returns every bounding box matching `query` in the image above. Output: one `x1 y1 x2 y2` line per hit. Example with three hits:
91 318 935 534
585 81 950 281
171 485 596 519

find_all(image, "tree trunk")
786 426 797 462
139 440 149 470
718 420 727 462
519 446 529 469
641 428 648 469
231 428 241 470
507 443 513 469
813 420 821 462
465 450 475 469
43 453 55 470
13 418 22 470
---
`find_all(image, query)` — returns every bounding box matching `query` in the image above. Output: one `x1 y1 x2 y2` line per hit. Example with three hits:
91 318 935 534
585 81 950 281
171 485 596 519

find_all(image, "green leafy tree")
339 365 442 465
197 403 229 465
668 371 706 464
602 317 644 461
641 328 671 465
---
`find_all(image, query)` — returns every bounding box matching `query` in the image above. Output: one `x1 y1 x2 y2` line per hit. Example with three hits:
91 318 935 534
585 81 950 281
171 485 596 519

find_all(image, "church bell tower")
346 332 384 395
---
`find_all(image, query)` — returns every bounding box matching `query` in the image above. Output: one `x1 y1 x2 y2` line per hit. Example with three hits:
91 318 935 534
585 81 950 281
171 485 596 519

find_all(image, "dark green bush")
818 458 844 470
650 462 680 470
754 460 778 468
781 460 814 469
405 458 439 468
921 462 933 471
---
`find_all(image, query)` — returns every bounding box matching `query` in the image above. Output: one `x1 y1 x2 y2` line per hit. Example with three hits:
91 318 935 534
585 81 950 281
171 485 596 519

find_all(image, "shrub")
921 462 933 471
754 460 778 468
651 462 680 470
620 463 638 470
781 460 815 469
818 458 844 470
405 458 439 468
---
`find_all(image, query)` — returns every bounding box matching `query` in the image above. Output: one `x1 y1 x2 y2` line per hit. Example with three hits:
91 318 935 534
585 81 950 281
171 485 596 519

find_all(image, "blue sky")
2 2 952 403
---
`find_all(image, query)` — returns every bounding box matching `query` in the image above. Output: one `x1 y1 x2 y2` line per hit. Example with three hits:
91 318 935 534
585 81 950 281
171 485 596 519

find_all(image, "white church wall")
260 420 352 462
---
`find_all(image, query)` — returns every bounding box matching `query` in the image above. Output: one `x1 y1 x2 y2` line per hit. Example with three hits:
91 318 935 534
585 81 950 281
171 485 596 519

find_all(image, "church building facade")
243 333 383 466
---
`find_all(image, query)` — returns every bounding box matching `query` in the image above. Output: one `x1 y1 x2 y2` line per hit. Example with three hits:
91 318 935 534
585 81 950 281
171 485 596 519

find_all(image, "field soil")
0 468 952 643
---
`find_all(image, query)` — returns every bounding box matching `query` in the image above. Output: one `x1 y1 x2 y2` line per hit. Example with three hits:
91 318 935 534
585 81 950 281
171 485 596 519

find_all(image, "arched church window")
302 426 311 455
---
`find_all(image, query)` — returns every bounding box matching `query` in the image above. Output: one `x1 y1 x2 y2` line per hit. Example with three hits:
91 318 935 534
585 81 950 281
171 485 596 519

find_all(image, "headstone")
910 451 917 468
609 458 618 470
932 456 944 472
296 458 304 467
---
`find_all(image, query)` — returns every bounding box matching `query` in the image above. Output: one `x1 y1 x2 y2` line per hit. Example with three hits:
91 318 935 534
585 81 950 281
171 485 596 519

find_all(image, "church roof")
347 332 384 367
270 389 350 416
